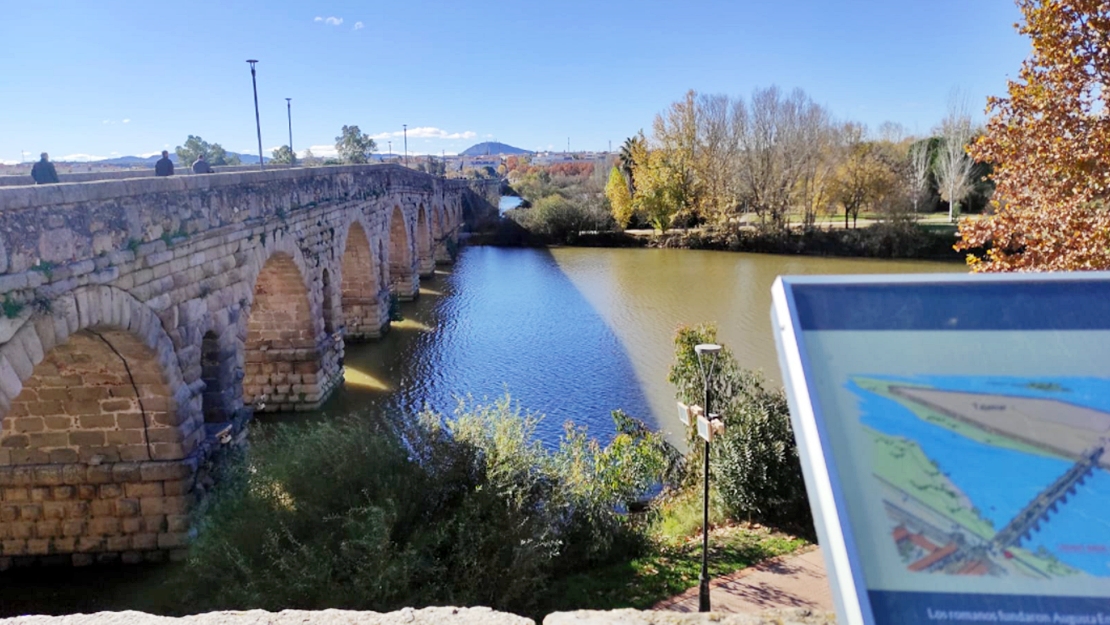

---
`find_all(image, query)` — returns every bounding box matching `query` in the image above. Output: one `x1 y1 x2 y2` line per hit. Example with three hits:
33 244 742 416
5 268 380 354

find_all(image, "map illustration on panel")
850 376 1110 580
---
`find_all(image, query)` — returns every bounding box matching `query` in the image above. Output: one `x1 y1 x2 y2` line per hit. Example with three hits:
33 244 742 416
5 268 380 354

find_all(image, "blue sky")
0 1 1029 163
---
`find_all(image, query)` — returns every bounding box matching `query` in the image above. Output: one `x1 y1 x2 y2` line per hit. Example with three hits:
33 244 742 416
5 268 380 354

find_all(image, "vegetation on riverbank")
477 218 965 261
171 398 671 618
495 139 974 260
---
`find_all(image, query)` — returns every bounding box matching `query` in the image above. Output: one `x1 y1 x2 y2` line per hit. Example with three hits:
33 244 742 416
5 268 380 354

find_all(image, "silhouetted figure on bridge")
155 151 174 176
31 152 59 184
192 154 213 174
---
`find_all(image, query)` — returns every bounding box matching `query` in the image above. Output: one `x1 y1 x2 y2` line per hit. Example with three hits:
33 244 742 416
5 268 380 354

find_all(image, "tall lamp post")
403 124 408 167
246 60 264 171
285 98 293 166
676 343 724 612
388 140 392 161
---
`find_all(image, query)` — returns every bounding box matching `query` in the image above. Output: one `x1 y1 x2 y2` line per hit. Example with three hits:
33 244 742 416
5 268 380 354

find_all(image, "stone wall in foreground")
0 608 837 625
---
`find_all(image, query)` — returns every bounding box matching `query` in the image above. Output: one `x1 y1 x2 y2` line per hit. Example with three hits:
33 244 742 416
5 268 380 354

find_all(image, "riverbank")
473 218 970 262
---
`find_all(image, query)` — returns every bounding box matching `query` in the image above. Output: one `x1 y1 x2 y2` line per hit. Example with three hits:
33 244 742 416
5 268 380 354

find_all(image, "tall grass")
174 396 670 617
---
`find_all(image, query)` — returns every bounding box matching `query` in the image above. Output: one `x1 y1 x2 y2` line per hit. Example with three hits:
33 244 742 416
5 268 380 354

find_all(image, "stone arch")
388 204 418 301
0 286 198 455
0 287 204 561
338 220 386 339
242 251 324 412
416 204 434 278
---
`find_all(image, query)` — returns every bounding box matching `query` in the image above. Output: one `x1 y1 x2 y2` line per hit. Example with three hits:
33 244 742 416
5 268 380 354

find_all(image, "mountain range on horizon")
45 141 534 167
459 142 531 157
88 152 268 166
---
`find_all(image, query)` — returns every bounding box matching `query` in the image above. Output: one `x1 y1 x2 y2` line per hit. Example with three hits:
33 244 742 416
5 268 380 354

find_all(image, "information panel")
770 273 1110 625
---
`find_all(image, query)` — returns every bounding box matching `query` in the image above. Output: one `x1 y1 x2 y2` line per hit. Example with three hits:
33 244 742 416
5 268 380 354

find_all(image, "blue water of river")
851 375 1110 576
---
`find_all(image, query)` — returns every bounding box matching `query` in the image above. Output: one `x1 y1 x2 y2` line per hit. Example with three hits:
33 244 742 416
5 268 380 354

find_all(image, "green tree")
271 145 297 165
301 148 320 167
618 133 644 194
335 125 377 164
604 166 634 228
175 135 240 167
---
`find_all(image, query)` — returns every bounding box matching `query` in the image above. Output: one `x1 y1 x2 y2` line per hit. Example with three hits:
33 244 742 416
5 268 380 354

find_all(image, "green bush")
668 325 813 536
175 396 668 616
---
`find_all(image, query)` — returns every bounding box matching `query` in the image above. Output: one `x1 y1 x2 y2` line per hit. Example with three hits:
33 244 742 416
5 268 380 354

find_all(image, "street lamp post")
694 343 722 612
388 140 392 161
403 124 408 167
246 60 264 171
285 98 293 166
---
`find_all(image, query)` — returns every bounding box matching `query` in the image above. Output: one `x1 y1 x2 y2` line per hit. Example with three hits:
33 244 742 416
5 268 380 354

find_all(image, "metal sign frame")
770 271 1110 625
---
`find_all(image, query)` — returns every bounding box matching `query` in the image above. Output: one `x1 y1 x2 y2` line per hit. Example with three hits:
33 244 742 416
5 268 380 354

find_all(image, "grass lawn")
541 522 807 614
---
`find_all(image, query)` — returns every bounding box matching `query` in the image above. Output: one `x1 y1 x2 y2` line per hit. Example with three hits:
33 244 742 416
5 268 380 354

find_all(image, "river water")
315 246 961 446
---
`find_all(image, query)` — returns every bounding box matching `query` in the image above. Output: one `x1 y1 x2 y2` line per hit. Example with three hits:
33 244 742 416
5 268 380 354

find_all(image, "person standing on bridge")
155 150 174 176
192 154 213 174
30 152 59 184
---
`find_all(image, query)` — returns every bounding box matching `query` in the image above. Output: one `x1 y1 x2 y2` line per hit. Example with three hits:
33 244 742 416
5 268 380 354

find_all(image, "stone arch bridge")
0 165 496 566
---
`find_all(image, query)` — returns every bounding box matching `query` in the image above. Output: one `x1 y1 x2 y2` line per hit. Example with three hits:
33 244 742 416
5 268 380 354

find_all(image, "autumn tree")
335 125 377 164
605 166 634 228
829 124 899 228
957 1 1110 271
631 142 687 233
734 87 831 229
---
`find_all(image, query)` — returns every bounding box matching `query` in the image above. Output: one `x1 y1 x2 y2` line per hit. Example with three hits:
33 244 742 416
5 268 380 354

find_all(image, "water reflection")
312 246 654 446
278 247 961 447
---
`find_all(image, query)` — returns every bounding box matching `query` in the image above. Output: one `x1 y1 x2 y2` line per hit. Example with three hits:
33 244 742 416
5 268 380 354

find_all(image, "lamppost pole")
694 343 722 613
403 124 408 167
247 60 263 171
388 140 392 161
285 98 293 166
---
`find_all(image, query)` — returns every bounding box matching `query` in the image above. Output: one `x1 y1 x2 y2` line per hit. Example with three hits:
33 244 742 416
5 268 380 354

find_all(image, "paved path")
654 547 833 614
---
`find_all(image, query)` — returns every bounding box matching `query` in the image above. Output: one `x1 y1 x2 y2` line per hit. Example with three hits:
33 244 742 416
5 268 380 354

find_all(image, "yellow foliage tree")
605 166 634 228
633 148 688 233
957 1 1110 271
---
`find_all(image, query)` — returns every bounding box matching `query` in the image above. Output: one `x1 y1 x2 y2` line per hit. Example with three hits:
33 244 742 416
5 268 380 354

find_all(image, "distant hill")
460 142 531 157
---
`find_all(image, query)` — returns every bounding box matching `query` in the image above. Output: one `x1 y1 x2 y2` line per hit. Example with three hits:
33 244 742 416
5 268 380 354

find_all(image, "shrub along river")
320 246 963 447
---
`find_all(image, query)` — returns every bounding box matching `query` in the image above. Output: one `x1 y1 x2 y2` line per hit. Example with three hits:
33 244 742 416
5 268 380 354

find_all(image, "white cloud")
302 144 338 158
353 21 364 30
140 151 162 158
59 154 109 162
314 16 323 21
0 159 18 165
370 127 476 141
102 120 110 125
122 119 130 124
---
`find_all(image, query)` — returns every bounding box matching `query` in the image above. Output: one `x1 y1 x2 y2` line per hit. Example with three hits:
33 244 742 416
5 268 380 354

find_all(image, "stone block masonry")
0 164 470 563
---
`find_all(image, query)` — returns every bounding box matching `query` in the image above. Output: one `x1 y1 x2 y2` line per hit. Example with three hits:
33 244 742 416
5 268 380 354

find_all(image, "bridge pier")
0 165 488 565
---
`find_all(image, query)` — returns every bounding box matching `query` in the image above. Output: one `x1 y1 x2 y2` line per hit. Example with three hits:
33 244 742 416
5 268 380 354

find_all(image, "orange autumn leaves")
958 0 1110 271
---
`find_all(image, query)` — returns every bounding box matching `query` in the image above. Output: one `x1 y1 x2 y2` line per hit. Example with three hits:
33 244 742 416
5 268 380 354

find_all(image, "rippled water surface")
313 247 961 445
